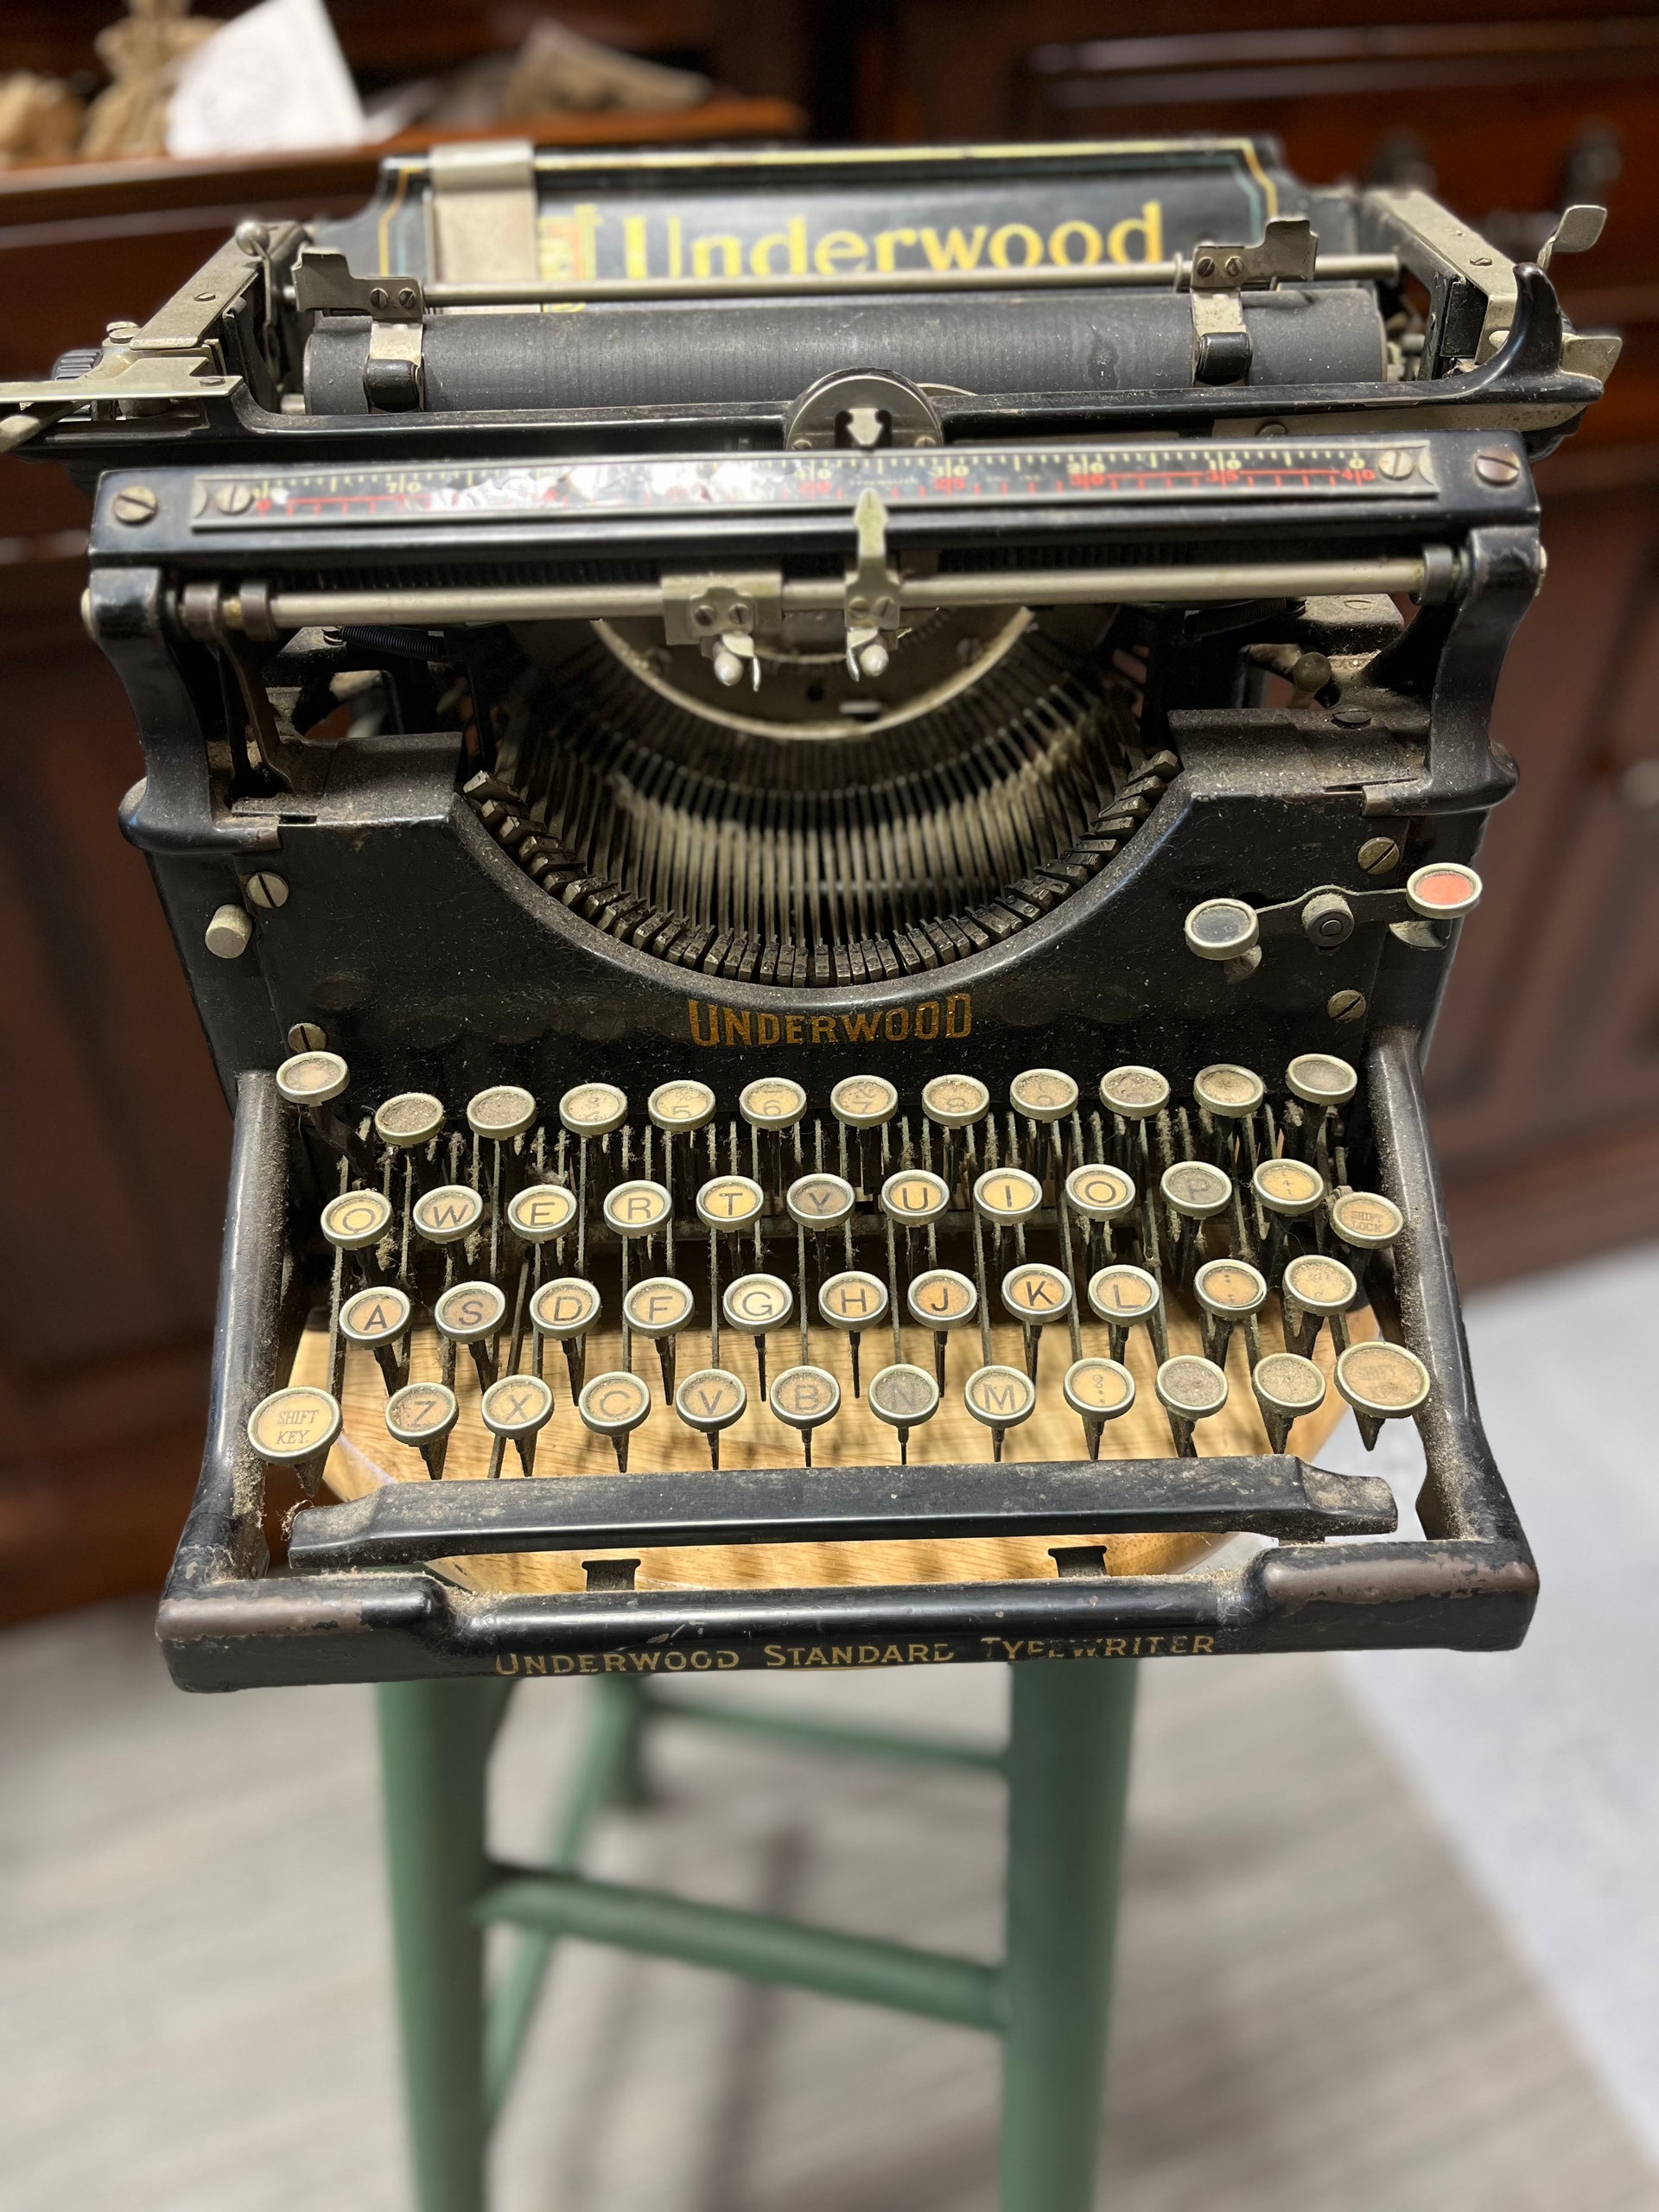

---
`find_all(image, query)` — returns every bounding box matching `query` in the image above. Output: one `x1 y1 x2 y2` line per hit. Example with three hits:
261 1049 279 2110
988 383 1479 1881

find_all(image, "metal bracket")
661 571 784 647
1185 216 1319 386
292 245 425 321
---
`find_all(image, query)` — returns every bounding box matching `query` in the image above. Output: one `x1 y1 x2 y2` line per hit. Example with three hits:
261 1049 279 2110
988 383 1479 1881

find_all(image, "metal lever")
1184 862 1482 980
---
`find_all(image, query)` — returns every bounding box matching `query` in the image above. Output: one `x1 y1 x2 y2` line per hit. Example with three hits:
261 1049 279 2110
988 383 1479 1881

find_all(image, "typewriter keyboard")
256 1049 1428 1541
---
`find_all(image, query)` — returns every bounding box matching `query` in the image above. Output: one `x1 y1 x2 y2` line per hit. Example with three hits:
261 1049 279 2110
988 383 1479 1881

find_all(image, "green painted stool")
378 1659 1137 2212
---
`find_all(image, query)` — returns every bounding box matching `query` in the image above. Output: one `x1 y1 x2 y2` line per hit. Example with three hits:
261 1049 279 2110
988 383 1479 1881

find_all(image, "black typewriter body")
9 139 1612 1688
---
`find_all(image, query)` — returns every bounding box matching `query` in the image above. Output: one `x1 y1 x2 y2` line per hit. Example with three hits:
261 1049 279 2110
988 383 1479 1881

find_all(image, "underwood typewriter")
4 140 1612 1690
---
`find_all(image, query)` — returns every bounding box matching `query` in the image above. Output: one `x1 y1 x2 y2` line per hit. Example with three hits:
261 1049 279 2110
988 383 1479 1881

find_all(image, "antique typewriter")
3 139 1613 1690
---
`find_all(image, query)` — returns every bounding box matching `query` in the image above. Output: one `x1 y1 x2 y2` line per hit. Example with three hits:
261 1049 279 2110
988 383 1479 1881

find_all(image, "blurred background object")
0 0 1655 1630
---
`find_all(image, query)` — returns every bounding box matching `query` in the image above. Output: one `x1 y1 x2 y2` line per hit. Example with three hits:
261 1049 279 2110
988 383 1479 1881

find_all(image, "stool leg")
378 1680 505 2212
1000 1659 1138 2212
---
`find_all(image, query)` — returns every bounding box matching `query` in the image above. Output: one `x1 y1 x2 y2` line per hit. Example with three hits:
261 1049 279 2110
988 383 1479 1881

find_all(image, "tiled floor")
3 1249 1656 2212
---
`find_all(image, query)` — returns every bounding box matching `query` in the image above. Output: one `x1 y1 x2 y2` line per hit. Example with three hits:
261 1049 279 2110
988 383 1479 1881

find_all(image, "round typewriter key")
963 1363 1036 1462
1064 1356 1135 1421
321 1187 392 1252
675 1367 748 1466
1086 1262 1161 1334
1252 1351 1326 1452
1193 1259 1268 1319
1160 1160 1233 1220
385 1379 459 1478
1099 1065 1169 1121
340 1284 411 1346
1253 1156 1326 1217
467 1085 537 1141
435 1280 506 1345
1155 1354 1229 1455
1194 1064 1264 1120
1183 899 1259 963
972 1166 1043 1226
623 1276 696 1340
276 1050 349 1108
375 1091 443 1151
819 1270 890 1330
247 1385 341 1477
739 1077 808 1132
1011 1067 1079 1123
435 1283 505 1399
907 1268 978 1330
880 1168 950 1225
868 1363 940 1463
696 1174 765 1232
769 1364 841 1463
1194 1257 1268 1368
559 1082 628 1139
786 1172 856 1230
1064 1355 1136 1458
1406 861 1482 920
579 1369 653 1471
413 1183 484 1246
1001 1262 1074 1325
1065 1162 1136 1224
1281 1253 1357 1316
723 1269 791 1393
1330 1189 1404 1252
480 1372 555 1476
830 1074 899 1130
649 1078 716 1133
1286 1053 1358 1109
602 1179 673 1239
507 1182 577 1244
1280 1253 1356 1356
922 1073 989 1129
531 1276 601 1341
1337 1339 1431 1450
721 1273 794 1335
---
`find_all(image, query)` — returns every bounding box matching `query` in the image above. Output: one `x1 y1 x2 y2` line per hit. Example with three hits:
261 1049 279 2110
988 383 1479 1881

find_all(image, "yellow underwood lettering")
815 229 869 275
758 1012 781 1044
785 1014 804 1044
1108 200 1164 265
524 1654 548 1676
688 1001 719 1046
751 217 808 276
603 1654 627 1672
692 233 743 278
1193 1633 1216 1654
921 225 988 270
1049 218 1103 266
989 222 1045 268
874 226 918 270
946 992 972 1038
495 1654 519 1675
810 1016 836 1045
722 1007 753 1046
843 1010 881 1043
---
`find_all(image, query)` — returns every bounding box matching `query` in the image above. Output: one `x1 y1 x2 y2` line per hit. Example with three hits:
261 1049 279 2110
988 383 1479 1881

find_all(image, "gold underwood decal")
551 203 1170 285
688 995 971 1047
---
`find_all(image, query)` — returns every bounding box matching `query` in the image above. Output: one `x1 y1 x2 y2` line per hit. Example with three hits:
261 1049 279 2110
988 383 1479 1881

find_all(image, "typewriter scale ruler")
188 441 1439 531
